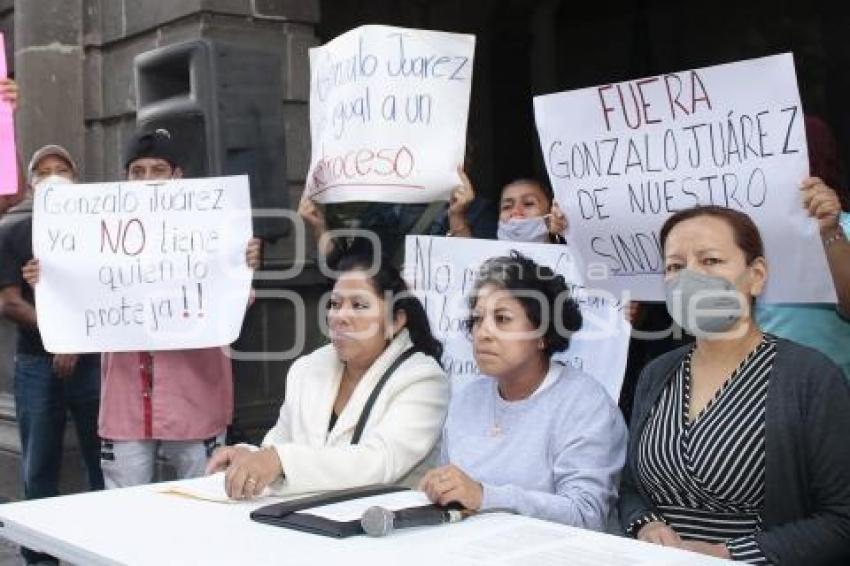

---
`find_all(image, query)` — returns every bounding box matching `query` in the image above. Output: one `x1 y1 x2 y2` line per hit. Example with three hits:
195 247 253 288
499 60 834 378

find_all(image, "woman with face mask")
206 246 449 499
443 174 566 243
619 205 850 564
494 179 567 243
420 253 627 529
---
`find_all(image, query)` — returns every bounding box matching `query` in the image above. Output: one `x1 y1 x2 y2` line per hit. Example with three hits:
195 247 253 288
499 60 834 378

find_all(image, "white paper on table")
306 490 432 521
160 473 236 503
451 525 733 566
159 473 279 504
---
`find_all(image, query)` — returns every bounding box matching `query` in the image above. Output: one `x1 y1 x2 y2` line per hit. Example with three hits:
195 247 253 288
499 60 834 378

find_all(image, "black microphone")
361 504 468 537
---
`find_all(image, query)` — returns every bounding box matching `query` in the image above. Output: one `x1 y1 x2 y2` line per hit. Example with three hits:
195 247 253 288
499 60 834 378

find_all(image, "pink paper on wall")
0 32 19 196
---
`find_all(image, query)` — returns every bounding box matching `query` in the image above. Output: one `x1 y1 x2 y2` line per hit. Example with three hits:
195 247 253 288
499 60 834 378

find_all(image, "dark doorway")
319 0 850 204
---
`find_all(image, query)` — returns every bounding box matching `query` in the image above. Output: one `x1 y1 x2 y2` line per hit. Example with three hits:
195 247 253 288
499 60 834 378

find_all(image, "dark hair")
659 205 764 264
806 115 849 212
499 178 554 205
331 244 443 364
465 251 582 356
123 128 181 170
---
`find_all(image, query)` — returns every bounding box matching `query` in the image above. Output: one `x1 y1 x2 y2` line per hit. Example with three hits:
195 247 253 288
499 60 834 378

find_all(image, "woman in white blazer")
207 249 449 499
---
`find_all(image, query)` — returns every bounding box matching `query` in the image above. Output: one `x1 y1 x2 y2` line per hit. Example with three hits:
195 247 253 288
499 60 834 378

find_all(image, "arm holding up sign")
447 166 474 237
0 78 25 214
21 258 38 288
298 189 336 256
0 78 17 110
245 237 261 270
548 201 568 239
800 177 850 317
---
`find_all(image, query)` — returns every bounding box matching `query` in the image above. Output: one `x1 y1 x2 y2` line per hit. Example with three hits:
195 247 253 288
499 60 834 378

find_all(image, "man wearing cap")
0 145 103 566
99 129 260 487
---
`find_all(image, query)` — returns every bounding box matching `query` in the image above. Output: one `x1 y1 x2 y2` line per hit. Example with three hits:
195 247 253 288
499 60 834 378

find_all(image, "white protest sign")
33 175 253 353
535 53 833 303
404 236 631 402
306 25 475 204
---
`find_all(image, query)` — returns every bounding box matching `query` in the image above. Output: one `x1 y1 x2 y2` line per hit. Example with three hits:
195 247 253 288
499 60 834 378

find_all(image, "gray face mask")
497 216 549 243
664 269 746 337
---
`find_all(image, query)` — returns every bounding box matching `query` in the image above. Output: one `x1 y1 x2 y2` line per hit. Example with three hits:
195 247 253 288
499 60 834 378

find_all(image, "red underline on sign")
310 183 427 198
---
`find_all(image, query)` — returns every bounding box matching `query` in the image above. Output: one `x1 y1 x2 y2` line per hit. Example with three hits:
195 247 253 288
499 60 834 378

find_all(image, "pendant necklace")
490 388 505 437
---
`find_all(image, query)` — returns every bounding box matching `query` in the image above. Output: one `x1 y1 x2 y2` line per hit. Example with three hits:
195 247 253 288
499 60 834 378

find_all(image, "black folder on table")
250 484 409 538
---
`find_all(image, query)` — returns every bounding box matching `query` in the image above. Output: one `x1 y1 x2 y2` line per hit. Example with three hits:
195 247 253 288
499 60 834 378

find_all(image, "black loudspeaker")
133 39 288 239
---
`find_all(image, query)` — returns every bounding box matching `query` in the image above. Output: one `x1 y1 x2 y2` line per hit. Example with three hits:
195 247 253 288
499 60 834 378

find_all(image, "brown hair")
659 205 765 264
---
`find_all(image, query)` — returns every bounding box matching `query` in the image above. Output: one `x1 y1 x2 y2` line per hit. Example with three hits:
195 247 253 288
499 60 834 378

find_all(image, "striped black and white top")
631 336 777 564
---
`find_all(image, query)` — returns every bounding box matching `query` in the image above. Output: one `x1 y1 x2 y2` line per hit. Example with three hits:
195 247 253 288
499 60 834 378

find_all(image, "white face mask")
33 174 73 190
497 216 549 243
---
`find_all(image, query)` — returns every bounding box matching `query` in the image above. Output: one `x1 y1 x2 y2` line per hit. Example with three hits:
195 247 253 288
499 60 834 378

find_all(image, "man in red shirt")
26 128 261 488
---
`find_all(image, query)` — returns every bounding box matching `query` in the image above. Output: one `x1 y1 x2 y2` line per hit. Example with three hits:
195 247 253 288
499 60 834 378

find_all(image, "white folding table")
0 478 734 566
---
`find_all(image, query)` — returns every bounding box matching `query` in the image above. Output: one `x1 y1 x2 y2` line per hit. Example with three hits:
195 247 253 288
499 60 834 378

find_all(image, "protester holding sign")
206 247 449 499
755 176 850 379
297 164 489 259
101 130 261 487
305 25 474 205
444 175 567 243
619 205 850 564
0 144 103 566
24 128 262 490
496 179 567 243
420 253 626 529
535 53 836 305
297 25 491 264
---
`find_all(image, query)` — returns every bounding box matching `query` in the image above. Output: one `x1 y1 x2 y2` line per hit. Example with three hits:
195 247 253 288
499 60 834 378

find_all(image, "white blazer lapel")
327 330 413 444
300 347 344 446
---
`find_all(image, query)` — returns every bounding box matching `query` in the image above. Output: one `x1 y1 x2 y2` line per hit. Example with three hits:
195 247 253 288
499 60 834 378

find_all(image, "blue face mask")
497 216 549 243
664 269 746 337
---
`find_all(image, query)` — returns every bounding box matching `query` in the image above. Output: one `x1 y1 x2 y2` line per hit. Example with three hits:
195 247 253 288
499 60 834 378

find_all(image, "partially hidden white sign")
405 236 631 402
33 175 254 353
534 53 833 303
306 25 475 204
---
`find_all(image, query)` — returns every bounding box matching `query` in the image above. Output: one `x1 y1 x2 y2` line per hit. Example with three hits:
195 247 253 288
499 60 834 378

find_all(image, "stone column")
0 0 86 500
14 0 85 171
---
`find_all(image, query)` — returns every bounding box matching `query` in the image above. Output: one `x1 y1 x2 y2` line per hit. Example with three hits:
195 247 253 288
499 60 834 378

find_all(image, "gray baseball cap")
27 144 79 181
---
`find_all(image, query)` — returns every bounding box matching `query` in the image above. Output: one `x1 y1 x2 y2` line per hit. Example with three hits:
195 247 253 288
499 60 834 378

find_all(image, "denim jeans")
14 353 103 564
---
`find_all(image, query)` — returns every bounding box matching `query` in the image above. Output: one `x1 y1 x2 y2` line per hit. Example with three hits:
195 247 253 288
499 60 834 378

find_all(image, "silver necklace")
490 389 505 437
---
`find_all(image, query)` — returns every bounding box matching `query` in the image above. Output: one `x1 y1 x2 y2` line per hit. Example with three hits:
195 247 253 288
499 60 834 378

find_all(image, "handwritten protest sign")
0 33 18 196
33 175 253 353
535 53 833 303
405 236 631 402
305 25 475 204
